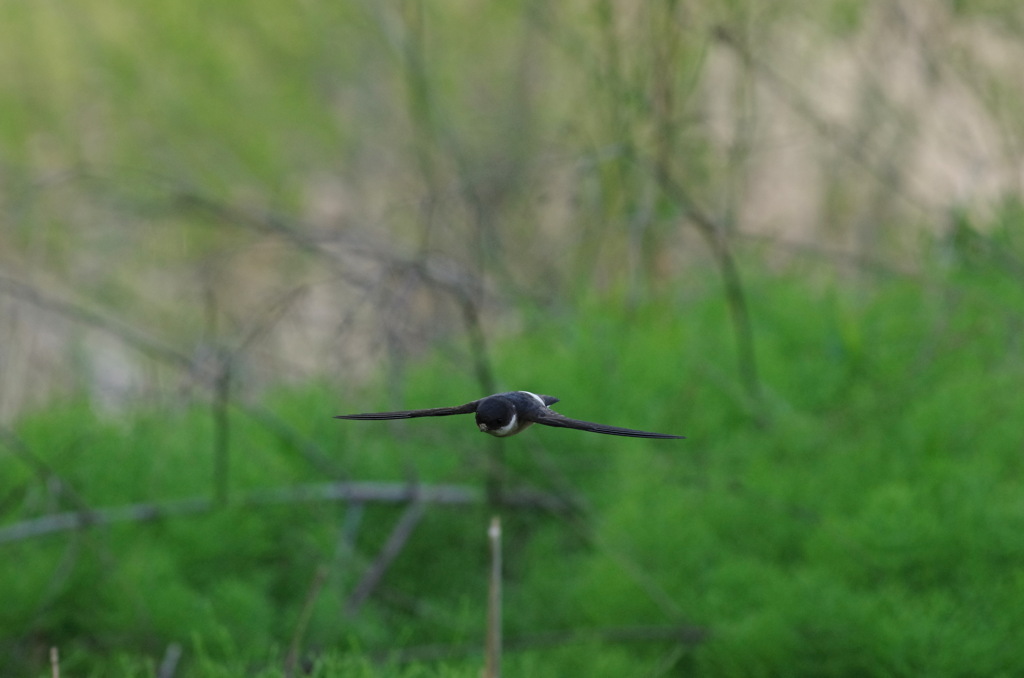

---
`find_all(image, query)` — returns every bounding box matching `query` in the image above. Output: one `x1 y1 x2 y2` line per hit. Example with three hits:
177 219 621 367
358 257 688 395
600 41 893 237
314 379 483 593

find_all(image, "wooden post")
484 516 502 678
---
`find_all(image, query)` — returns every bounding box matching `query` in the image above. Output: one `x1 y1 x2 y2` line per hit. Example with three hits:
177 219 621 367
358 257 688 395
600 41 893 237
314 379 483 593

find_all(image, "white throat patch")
490 412 519 437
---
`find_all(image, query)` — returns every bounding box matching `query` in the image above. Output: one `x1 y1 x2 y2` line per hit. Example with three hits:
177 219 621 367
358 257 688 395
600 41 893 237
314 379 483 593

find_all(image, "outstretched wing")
334 400 479 421
532 411 684 439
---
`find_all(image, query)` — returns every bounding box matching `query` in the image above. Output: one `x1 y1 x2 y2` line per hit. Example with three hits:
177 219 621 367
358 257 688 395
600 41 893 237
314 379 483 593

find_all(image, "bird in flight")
335 390 685 439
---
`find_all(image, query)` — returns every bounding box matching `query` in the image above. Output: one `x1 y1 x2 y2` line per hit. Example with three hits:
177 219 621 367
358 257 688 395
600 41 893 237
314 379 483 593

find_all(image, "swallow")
335 390 685 439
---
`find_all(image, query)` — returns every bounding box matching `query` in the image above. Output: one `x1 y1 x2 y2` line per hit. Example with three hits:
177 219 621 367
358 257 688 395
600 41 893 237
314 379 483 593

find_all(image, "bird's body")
335 390 684 439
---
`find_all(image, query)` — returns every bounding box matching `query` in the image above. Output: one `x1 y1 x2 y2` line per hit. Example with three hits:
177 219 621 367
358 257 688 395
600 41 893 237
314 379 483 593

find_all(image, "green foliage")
3 258 1024 675
3 0 1024 675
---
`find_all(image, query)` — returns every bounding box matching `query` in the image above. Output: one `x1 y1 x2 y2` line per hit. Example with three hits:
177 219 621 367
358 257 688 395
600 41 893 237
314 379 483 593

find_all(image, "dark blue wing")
532 412 684 439
335 400 479 420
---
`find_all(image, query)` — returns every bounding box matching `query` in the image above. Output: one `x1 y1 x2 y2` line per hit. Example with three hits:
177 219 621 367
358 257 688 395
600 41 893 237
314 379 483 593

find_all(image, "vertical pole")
485 516 502 678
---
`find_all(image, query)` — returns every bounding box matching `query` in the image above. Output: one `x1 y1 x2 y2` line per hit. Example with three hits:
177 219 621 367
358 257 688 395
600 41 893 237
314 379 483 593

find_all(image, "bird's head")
475 396 518 436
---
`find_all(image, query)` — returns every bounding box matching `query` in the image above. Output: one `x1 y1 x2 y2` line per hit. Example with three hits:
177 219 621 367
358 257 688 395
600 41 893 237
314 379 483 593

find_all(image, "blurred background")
2 1 1023 676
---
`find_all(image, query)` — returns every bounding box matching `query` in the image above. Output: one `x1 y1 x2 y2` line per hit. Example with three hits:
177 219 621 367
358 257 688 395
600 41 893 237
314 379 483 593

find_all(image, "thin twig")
645 161 764 419
0 426 93 514
285 565 328 678
712 25 932 215
345 496 427 615
0 273 345 486
0 273 192 370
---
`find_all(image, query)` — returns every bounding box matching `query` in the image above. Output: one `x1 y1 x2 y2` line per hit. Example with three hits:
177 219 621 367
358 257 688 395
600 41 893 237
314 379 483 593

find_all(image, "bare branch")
344 495 428 616
0 481 574 545
0 273 192 370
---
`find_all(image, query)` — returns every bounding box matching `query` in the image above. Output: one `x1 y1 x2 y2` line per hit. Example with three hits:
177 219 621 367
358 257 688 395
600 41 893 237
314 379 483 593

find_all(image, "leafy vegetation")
4 248 1024 675
3 0 1024 675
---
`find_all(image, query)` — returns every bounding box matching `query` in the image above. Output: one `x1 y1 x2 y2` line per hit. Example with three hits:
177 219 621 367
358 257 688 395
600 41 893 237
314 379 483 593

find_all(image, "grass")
3 255 1024 676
